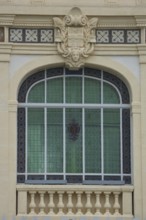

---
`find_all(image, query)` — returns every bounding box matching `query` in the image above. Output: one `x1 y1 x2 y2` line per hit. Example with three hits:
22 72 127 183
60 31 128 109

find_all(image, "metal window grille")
17 68 131 184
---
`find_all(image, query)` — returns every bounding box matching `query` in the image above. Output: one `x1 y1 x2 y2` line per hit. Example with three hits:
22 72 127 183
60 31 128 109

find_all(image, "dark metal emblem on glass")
67 119 80 141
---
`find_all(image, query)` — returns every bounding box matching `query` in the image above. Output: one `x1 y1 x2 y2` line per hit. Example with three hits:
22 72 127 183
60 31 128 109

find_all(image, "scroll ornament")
53 7 98 70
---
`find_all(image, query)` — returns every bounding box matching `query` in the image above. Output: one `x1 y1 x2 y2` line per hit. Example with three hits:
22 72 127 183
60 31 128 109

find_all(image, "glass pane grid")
85 109 101 173
103 109 120 174
28 81 45 103
85 78 101 103
103 82 120 104
47 109 63 173
66 108 82 173
27 108 44 173
66 77 82 103
47 78 63 103
17 68 131 184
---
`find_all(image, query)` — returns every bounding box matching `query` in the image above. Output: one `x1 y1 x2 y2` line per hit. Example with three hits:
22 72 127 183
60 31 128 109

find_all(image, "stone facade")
0 0 146 220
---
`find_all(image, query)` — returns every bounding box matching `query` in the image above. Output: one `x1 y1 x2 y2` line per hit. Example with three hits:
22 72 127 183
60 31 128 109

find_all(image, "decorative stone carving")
53 7 98 70
96 29 140 44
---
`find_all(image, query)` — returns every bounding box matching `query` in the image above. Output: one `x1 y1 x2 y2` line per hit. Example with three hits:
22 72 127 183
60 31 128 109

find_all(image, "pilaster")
131 102 142 219
0 60 9 220
139 55 146 220
8 100 18 219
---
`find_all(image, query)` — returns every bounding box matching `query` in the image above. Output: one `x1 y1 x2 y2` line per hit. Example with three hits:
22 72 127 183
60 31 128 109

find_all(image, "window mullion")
44 70 47 180
44 107 47 180
63 68 66 181
101 71 104 181
63 108 66 180
25 107 28 181
120 108 123 181
101 108 104 181
82 68 85 181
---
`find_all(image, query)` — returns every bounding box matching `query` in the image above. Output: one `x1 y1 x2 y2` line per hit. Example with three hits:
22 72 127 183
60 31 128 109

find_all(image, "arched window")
17 68 131 184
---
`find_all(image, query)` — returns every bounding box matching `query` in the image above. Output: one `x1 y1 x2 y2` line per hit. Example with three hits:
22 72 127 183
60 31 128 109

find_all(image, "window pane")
47 109 63 173
66 77 82 103
27 108 44 173
103 109 120 173
85 78 101 103
47 78 63 103
66 108 82 173
28 81 45 103
103 82 120 103
85 109 101 173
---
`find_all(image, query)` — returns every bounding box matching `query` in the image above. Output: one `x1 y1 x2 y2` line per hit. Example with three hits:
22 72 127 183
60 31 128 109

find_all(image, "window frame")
17 67 131 184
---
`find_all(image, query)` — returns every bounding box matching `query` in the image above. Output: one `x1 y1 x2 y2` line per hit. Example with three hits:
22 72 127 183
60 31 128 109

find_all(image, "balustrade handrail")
16 184 134 192
16 184 134 216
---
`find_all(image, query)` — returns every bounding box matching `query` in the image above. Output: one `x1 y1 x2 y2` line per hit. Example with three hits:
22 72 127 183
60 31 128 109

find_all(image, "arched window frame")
17 67 131 184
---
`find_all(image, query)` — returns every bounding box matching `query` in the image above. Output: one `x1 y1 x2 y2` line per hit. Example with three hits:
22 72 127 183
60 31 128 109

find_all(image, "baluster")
38 191 46 214
76 191 82 215
29 191 36 214
67 191 73 215
95 191 101 215
48 191 55 215
113 192 120 215
85 191 92 215
104 192 111 215
57 191 64 215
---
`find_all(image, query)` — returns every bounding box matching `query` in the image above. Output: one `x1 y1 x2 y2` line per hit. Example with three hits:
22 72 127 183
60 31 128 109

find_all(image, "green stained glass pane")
85 78 101 103
85 109 101 173
66 108 82 173
28 81 45 103
47 109 63 173
66 77 82 103
103 82 120 104
103 109 120 174
27 108 44 173
47 78 63 103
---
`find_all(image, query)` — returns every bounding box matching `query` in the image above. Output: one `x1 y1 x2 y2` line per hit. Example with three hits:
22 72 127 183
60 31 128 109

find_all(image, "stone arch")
9 55 139 104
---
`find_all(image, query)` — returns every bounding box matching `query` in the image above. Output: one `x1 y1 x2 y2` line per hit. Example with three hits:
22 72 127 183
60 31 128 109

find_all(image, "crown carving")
53 7 98 70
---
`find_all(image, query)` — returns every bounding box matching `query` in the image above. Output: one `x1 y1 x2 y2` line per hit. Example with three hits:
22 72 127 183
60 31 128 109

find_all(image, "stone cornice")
135 16 146 27
12 16 53 27
0 43 139 56
0 0 145 8
0 2 146 16
0 14 145 28
0 15 15 26
0 8 145 17
137 45 146 56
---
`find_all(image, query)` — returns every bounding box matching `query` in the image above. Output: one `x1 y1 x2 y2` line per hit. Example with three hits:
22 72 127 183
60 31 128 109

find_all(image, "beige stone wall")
0 1 146 219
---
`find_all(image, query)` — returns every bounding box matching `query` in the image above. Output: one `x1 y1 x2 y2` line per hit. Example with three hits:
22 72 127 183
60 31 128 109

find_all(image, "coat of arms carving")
53 7 98 70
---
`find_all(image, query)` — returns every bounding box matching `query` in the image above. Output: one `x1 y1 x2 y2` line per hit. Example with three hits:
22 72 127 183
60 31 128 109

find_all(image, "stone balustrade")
16 184 133 219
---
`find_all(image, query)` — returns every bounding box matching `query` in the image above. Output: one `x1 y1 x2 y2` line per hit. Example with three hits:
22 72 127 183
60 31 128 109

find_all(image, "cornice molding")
0 15 53 27
0 1 146 17
98 24 136 28
0 7 146 17
0 43 139 56
137 45 146 57
0 14 145 28
0 0 145 7
135 16 146 27
0 15 146 28
0 15 15 26
13 16 53 27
